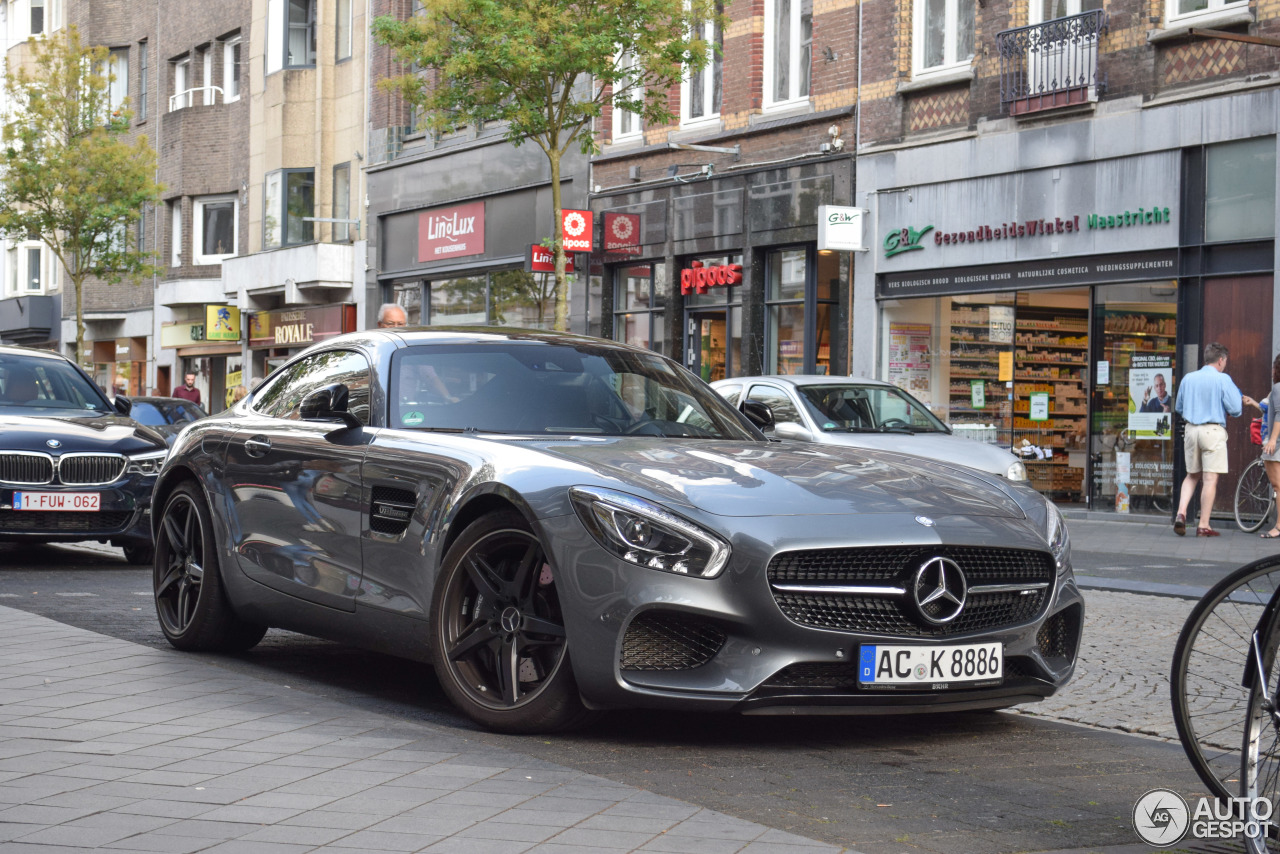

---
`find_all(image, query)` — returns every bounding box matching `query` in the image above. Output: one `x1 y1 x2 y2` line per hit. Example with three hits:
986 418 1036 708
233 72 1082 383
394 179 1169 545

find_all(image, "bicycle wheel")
1237 459 1274 533
1242 602 1280 854
1173 556 1280 801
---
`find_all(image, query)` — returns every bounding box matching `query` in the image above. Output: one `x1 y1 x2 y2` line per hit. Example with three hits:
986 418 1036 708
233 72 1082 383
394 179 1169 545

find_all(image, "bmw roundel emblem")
46 439 61 449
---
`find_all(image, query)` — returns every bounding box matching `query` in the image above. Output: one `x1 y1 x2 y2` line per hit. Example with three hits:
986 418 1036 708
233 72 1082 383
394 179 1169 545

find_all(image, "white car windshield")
795 384 948 434
391 342 759 440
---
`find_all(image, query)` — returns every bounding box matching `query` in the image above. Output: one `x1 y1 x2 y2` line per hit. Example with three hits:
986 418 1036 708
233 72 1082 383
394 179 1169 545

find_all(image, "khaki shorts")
1184 423 1229 474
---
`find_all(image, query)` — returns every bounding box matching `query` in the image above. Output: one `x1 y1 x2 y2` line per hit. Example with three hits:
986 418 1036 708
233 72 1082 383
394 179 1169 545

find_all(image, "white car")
712 375 1027 482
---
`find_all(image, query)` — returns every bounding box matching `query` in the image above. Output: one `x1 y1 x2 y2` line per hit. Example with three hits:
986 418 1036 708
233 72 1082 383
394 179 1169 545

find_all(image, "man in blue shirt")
1174 342 1258 536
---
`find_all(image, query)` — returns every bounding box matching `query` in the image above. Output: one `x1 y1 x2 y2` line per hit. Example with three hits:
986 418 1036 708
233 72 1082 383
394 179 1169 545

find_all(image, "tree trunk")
550 149 569 333
73 272 85 366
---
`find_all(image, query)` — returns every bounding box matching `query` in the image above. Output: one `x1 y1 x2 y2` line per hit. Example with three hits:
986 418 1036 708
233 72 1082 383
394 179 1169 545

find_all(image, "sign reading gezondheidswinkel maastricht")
875 151 1180 299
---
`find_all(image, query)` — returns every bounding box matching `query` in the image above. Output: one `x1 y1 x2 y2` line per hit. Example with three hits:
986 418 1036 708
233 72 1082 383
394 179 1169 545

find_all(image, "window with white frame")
7 249 16 295
138 41 148 120
336 0 352 61
266 0 317 73
172 57 190 111
263 169 314 249
1168 0 1247 24
201 48 213 105
682 10 722 124
764 0 812 108
101 48 128 115
913 0 975 77
30 0 43 35
612 50 644 142
193 196 237 265
223 36 241 101
170 200 182 267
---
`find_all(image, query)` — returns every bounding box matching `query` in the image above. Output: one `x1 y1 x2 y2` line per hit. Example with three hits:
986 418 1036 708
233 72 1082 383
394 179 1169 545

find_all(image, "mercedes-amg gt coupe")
151 328 1082 732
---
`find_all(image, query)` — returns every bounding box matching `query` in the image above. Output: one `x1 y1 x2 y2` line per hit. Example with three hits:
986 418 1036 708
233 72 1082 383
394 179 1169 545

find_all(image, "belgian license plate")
858 642 1002 689
13 492 101 511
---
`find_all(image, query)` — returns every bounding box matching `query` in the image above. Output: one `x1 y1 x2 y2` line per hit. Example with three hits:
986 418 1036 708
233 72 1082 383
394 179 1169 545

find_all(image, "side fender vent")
371 486 416 535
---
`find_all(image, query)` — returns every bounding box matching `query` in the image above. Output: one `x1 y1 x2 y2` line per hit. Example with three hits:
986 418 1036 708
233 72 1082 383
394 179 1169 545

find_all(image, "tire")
153 482 267 653
430 509 594 733
1237 459 1275 533
122 542 154 566
1242 604 1280 853
1172 556 1280 801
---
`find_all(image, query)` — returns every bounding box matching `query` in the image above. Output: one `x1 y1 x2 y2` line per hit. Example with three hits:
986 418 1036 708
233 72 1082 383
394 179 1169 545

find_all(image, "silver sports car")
151 329 1082 732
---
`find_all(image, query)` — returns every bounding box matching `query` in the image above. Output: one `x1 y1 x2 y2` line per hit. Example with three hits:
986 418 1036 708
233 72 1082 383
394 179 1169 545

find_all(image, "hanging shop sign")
680 260 743 295
817 206 867 252
418 201 485 262
525 245 575 274
248 304 356 349
160 322 205 349
205 305 240 342
603 212 642 255
561 209 593 252
877 249 1179 300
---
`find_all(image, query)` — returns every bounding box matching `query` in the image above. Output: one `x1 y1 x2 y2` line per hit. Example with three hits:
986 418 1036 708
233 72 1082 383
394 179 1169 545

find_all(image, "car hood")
0 412 168 454
522 437 1025 519
811 431 1021 477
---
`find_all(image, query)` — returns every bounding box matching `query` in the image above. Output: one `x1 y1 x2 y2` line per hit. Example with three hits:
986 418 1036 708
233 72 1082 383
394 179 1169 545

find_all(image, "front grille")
768 546 1055 638
58 455 126 485
0 510 131 532
619 611 726 671
0 453 53 485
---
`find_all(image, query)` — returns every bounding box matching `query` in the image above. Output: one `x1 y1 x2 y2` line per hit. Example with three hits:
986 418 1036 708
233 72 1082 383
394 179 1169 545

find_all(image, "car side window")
253 350 372 425
746 385 802 431
717 383 743 407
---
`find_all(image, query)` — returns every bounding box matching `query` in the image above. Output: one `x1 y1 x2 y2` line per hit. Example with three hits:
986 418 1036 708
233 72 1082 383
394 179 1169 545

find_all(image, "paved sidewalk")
0 605 848 854
1064 511 1280 565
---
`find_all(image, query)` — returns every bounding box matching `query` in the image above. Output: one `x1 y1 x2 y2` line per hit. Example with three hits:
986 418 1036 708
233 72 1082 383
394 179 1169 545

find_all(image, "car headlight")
1045 500 1069 573
127 449 168 476
1006 460 1027 481
569 486 731 578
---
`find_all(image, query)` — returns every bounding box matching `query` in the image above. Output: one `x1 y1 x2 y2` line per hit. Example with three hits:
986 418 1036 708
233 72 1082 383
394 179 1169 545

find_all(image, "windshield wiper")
823 426 878 433
411 426 514 435
877 427 916 434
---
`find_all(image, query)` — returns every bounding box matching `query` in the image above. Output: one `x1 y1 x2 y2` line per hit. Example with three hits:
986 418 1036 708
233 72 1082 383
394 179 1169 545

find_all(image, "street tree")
374 0 721 331
0 27 162 364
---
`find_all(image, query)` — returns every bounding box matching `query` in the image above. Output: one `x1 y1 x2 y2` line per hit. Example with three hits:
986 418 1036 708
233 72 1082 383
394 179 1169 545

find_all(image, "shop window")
766 248 807 374
913 0 975 77
332 162 351 243
224 36 241 101
429 275 487 324
1168 0 1247 25
613 50 644 142
613 263 668 353
336 0 352 61
266 0 317 73
193 196 237 265
138 41 148 120
765 0 812 108
682 8 722 124
1206 136 1276 243
491 269 556 329
389 281 422 326
263 168 315 248
684 254 743 381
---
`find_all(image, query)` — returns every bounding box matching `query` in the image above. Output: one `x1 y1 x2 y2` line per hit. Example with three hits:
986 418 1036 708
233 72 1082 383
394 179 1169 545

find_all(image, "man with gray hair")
377 303 408 328
1173 342 1258 536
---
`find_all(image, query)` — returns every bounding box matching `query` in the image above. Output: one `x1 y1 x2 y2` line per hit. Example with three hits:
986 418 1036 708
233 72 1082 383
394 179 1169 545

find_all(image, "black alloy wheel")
153 482 266 652
431 509 593 732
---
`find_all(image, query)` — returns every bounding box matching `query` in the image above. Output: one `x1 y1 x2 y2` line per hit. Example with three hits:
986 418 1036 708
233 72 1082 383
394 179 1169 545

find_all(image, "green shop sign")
883 225 934 258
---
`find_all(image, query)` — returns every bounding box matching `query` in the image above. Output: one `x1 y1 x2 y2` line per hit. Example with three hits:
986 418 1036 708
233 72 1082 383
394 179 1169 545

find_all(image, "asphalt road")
0 540 1216 854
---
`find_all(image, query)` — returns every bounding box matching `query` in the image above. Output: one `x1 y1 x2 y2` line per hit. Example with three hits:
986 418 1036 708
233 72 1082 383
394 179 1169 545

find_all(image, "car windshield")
0 352 113 415
391 342 759 440
131 400 206 426
795 384 948 434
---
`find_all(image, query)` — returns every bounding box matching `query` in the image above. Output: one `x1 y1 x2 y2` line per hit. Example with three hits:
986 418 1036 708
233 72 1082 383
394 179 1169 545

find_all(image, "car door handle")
243 436 272 458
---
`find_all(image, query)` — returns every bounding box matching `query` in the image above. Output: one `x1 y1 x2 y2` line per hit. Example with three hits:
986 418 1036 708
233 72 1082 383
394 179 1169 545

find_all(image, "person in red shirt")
171 372 201 406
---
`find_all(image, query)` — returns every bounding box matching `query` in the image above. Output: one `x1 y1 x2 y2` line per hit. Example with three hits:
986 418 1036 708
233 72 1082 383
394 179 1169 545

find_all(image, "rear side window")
746 384 802 431
253 350 372 425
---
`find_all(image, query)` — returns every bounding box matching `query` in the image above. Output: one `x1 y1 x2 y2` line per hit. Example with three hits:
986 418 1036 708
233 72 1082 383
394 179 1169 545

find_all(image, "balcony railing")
996 10 1108 116
168 85 225 112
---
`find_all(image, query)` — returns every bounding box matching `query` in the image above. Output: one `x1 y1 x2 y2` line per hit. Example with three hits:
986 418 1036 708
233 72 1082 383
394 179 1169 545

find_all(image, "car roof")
383 326 638 348
712 375 892 389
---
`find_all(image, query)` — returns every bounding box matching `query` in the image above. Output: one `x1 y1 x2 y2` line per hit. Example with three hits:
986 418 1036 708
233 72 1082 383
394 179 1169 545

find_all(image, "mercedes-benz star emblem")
912 556 967 625
45 439 61 449
915 515 935 527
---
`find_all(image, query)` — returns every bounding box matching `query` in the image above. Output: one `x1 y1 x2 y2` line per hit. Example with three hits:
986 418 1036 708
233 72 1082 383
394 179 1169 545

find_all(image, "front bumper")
540 510 1082 714
0 474 156 545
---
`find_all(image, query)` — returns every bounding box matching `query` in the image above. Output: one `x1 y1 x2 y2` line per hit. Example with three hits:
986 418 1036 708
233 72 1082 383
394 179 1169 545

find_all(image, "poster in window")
989 305 1014 345
887 323 932 404
1128 354 1173 440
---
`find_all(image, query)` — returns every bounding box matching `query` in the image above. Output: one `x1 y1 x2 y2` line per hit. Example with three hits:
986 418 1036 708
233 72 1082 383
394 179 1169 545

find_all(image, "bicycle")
1237 457 1277 533
1241 589 1280 852
1172 555 1280 802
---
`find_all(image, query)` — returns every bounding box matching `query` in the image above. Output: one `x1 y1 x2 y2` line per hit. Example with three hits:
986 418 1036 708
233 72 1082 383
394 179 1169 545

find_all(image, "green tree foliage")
0 27 162 363
374 0 721 332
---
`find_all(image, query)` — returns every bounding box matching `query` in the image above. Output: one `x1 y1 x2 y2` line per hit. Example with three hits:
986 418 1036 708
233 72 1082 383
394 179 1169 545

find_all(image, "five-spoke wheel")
431 509 592 732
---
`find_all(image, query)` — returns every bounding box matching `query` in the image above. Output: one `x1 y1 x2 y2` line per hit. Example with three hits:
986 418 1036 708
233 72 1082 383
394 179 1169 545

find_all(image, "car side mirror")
742 399 775 430
772 422 813 442
301 383 361 430
114 395 132 416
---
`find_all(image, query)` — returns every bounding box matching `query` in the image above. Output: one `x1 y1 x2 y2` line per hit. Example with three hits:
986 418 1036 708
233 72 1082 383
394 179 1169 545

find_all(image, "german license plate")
13 492 101 511
858 642 1002 689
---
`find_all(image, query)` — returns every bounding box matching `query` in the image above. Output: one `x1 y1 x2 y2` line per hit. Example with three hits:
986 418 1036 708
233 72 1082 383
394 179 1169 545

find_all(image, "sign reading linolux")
418 201 485 262
561 209 593 252
526 245 575 274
